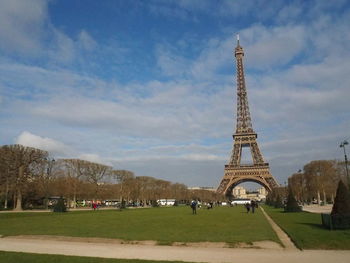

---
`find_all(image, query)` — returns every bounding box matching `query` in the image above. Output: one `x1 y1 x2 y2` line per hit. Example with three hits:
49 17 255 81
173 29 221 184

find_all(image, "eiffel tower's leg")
217 179 230 194
265 177 279 189
229 143 241 166
250 142 264 164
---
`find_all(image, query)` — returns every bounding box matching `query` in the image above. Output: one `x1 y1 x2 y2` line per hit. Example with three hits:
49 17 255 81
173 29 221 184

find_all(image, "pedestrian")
245 202 251 213
251 200 255 213
191 200 197 214
92 202 97 211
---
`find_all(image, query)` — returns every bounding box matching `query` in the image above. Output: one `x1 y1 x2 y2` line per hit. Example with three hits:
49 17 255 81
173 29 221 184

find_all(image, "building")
232 186 247 198
232 186 267 201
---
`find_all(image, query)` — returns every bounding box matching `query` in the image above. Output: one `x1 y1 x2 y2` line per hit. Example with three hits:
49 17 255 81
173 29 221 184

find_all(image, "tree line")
0 144 220 210
268 160 348 206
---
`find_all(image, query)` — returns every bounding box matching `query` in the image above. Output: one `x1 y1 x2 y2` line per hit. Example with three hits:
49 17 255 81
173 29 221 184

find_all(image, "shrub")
284 188 302 212
53 197 67 213
322 180 350 229
331 180 350 216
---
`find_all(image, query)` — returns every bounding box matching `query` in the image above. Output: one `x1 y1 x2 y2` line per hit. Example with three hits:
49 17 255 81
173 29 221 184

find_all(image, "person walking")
245 202 251 213
251 200 255 213
191 200 197 214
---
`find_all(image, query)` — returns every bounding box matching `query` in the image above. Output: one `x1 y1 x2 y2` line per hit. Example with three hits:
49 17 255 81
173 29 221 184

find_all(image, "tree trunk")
14 188 22 211
14 166 24 211
4 177 9 209
73 193 77 209
44 195 49 210
317 190 321 206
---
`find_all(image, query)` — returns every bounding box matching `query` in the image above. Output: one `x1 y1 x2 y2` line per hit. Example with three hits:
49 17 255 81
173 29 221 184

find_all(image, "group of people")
244 200 258 213
191 200 259 214
190 200 214 214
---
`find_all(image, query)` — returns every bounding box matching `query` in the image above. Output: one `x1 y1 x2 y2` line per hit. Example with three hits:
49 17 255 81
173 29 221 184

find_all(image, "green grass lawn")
0 206 279 245
263 205 350 250
0 251 188 263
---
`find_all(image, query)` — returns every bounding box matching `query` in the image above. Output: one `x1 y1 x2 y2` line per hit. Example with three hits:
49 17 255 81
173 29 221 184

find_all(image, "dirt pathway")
1 236 350 263
260 207 298 250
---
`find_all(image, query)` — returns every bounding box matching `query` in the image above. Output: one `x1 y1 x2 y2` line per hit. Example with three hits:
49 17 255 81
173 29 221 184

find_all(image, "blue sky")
1 0 350 188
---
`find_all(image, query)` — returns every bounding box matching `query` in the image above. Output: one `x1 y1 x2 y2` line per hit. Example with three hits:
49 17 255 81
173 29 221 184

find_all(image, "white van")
231 199 251 205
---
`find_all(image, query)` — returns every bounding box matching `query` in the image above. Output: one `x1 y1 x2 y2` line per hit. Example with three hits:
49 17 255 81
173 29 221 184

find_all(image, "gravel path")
260 207 297 250
302 205 332 214
1 236 350 263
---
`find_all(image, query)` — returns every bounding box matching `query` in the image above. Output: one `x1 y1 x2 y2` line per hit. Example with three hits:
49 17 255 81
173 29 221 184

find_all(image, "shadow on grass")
297 222 326 230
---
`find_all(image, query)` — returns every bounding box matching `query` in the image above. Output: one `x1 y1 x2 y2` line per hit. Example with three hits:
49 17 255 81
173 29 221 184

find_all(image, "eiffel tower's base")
217 164 279 196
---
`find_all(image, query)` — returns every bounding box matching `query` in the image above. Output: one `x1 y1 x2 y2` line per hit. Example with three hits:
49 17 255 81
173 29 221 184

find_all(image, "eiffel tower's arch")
217 36 279 195
224 176 272 198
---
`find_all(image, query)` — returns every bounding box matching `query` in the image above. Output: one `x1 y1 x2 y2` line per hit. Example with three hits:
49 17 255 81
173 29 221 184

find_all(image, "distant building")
232 186 267 201
232 186 247 198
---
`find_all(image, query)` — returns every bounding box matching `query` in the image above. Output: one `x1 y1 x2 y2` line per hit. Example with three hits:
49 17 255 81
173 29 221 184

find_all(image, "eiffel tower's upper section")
234 35 254 135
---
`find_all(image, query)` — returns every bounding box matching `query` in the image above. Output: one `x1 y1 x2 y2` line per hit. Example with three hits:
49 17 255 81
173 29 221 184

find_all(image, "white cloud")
78 153 111 166
242 25 306 69
0 0 101 65
15 131 74 156
0 0 48 55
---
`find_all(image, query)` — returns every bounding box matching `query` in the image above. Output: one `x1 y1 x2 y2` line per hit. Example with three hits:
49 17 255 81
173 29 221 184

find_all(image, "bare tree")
112 170 135 204
85 162 112 200
61 159 89 208
36 157 59 209
0 145 48 210
304 160 340 204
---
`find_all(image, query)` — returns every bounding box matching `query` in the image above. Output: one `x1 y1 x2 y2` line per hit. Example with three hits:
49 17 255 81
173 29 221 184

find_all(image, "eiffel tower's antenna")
237 34 240 46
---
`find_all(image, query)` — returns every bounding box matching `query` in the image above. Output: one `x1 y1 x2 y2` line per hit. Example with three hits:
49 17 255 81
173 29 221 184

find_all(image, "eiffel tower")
217 36 279 196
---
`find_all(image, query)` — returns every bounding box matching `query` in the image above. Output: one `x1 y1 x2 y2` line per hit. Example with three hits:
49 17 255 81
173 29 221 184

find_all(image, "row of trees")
0 144 220 210
288 160 347 204
266 160 348 208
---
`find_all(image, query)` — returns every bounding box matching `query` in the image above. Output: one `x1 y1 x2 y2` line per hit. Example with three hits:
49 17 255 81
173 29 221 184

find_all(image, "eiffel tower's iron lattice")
217 36 279 196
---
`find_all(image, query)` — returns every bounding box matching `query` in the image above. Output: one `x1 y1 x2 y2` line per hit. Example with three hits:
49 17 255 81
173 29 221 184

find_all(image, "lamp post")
340 140 349 184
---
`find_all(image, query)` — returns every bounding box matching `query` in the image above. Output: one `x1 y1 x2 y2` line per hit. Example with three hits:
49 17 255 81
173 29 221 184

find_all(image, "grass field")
0 206 280 245
263 205 350 250
0 251 188 263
